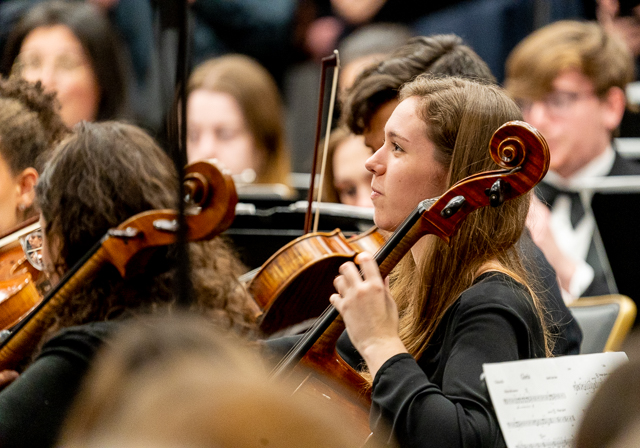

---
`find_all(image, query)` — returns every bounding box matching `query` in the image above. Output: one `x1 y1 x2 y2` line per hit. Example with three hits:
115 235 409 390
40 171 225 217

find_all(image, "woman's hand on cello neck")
330 252 408 379
0 370 18 391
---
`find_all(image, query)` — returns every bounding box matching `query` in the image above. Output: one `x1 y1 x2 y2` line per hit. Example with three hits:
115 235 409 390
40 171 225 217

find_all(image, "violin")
249 226 386 335
271 121 550 441
0 216 44 331
246 48 387 335
0 160 237 371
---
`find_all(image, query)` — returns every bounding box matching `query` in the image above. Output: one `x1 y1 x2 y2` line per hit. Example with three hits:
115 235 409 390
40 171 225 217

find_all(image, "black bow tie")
536 182 585 228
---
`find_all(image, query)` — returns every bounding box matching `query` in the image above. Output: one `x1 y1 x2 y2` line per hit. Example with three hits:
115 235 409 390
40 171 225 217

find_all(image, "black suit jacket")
537 152 640 300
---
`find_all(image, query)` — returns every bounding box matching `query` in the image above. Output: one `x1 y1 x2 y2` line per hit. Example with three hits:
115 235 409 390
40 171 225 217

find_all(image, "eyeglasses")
11 52 89 79
516 90 598 117
19 229 44 271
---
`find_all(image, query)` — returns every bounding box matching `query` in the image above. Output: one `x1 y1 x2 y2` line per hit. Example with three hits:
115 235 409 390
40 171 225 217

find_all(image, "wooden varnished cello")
269 121 550 441
0 160 237 371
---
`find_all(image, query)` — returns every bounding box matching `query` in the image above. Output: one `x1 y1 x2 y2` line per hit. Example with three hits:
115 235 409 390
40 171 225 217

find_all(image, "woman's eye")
217 128 239 141
336 184 357 200
55 55 84 71
392 143 403 152
14 54 42 74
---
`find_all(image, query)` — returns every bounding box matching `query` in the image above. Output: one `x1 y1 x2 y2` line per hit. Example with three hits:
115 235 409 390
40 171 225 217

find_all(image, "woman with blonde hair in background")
320 126 374 207
187 54 291 188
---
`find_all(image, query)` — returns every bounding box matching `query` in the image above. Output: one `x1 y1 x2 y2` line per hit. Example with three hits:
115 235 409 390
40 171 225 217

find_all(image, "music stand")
572 175 640 321
225 201 375 270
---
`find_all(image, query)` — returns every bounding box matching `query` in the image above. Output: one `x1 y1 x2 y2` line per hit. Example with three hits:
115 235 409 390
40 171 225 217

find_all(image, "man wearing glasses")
505 20 640 301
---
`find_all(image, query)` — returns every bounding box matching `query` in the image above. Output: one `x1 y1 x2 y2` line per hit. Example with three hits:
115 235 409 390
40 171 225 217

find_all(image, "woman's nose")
365 149 385 175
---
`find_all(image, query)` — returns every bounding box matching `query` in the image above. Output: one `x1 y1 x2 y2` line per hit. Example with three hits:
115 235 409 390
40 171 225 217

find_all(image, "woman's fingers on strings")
329 293 342 308
333 272 348 295
338 260 363 286
354 251 380 281
0 370 18 391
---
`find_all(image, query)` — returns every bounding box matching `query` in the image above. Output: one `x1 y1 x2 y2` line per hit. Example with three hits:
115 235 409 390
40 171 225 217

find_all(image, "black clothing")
0 321 119 447
536 152 640 298
269 272 546 447
518 231 581 355
368 272 546 448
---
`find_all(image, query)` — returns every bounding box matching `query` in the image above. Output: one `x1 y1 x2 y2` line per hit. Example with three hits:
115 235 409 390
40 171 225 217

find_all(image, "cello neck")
0 238 108 370
270 200 432 378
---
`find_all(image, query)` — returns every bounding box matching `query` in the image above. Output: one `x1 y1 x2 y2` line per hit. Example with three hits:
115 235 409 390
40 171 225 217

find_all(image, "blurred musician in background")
505 20 640 299
3 1 132 128
0 76 67 233
187 54 292 189
320 127 373 207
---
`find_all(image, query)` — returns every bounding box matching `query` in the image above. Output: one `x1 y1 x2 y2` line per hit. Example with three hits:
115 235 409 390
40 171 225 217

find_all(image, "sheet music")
483 352 628 448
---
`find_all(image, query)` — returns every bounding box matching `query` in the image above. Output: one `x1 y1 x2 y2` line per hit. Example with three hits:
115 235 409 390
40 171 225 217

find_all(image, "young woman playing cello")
330 75 550 447
0 121 256 447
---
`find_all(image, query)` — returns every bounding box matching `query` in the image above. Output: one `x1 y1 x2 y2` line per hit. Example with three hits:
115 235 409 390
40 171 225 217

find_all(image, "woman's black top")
0 321 119 447
343 272 546 448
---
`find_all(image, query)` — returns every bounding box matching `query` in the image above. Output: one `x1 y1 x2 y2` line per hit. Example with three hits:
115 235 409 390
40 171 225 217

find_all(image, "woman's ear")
16 167 38 211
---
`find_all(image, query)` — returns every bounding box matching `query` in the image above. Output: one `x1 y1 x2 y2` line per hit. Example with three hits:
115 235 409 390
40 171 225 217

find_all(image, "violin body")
0 270 40 331
0 218 44 331
294 315 372 439
249 226 385 335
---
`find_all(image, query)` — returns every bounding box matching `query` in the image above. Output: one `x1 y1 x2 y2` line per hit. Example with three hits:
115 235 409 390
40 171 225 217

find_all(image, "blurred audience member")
59 314 381 448
2 0 131 128
321 127 373 207
337 22 411 96
0 76 67 233
187 54 291 187
505 20 640 298
342 34 495 151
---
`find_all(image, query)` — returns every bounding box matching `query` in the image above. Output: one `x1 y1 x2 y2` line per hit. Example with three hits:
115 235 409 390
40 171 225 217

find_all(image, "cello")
270 121 550 441
0 160 237 371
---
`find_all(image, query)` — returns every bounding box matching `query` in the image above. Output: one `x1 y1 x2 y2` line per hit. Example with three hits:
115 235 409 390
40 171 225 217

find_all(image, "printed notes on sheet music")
483 352 628 448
